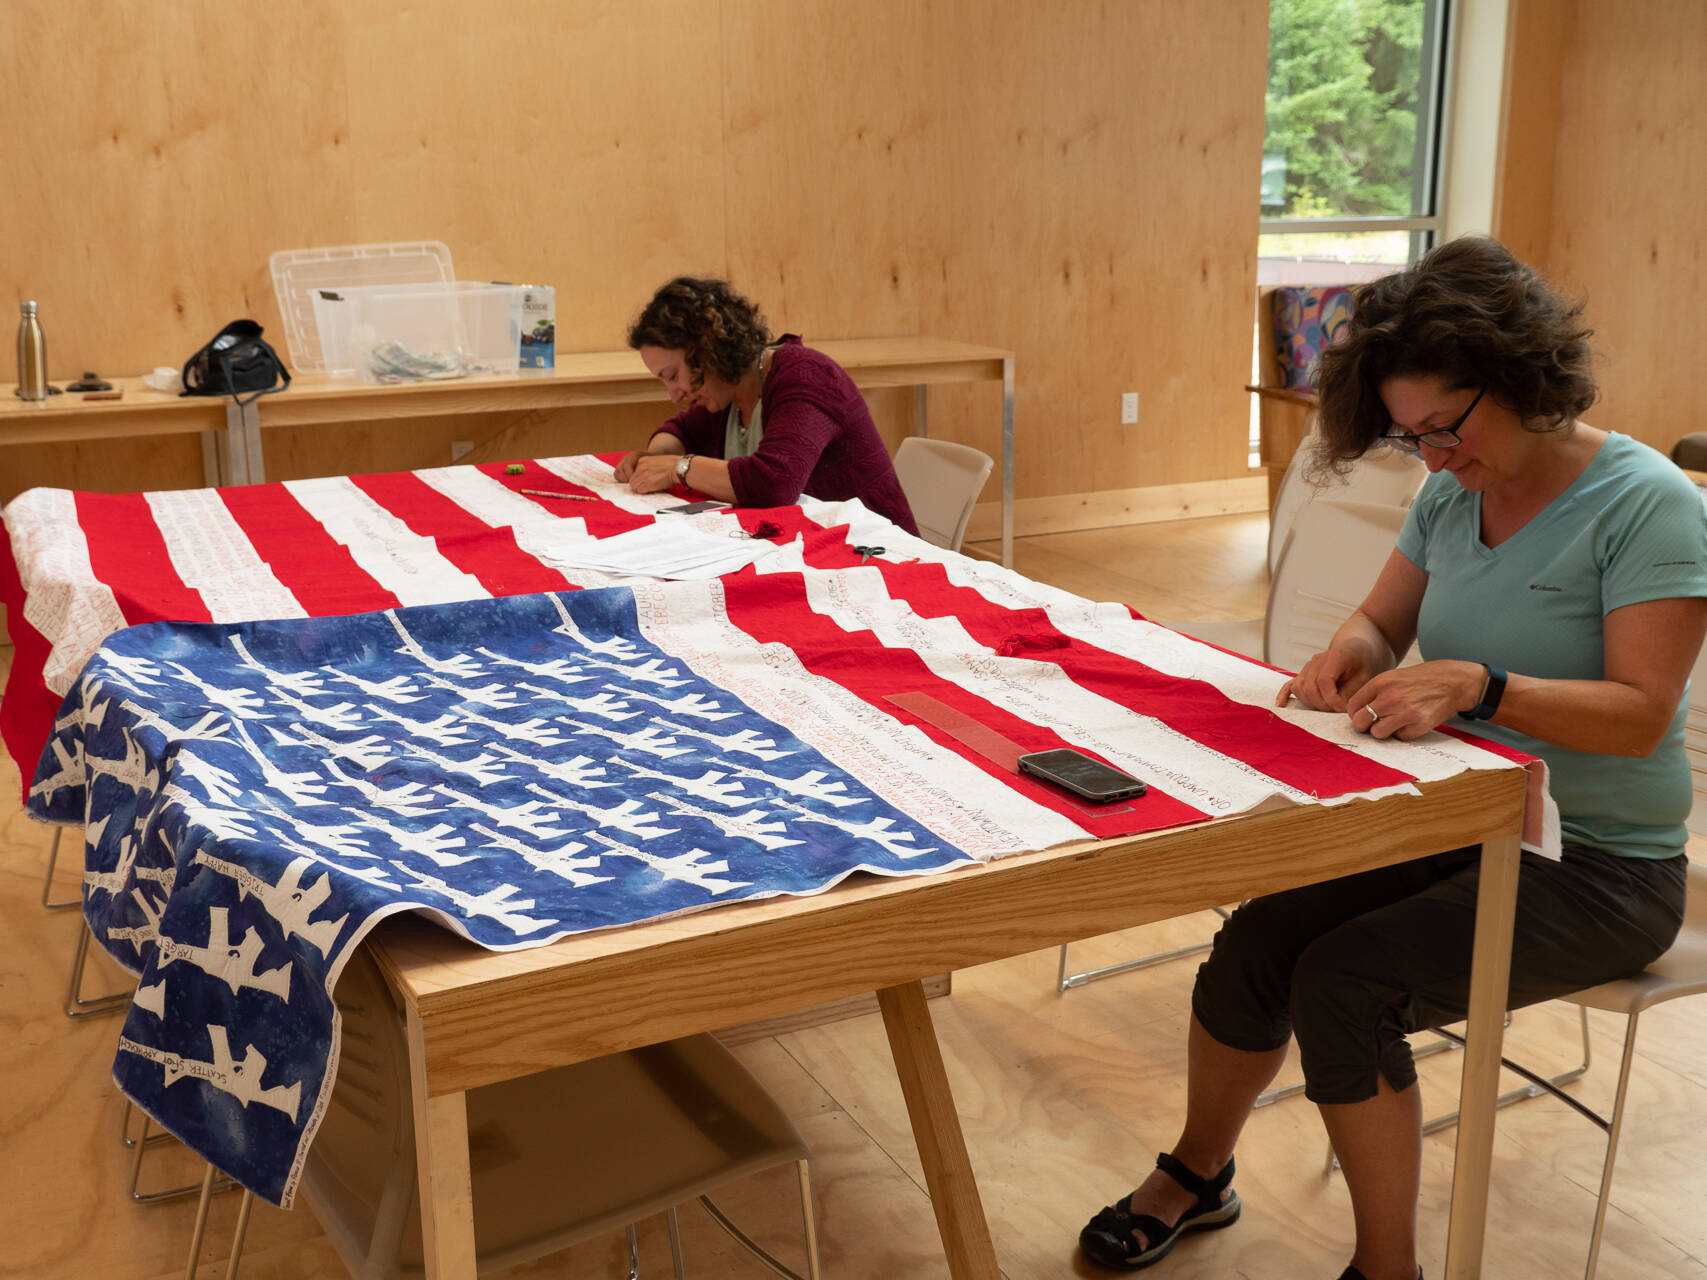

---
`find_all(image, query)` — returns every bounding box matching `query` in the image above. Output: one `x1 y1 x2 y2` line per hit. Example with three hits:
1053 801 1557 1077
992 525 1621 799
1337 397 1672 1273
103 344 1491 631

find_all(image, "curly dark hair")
1314 236 1597 468
627 276 772 388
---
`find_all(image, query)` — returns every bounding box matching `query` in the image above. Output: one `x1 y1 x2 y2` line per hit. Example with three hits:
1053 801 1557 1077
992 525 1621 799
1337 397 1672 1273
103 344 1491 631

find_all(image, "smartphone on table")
658 500 731 514
1017 748 1147 803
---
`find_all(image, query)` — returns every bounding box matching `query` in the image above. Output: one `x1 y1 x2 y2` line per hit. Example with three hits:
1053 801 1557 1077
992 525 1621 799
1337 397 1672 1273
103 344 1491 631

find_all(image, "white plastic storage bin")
270 242 456 372
311 281 525 380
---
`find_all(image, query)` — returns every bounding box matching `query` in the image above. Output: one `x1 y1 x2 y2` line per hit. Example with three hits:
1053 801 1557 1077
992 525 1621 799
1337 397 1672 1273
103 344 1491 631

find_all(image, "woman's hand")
612 450 646 483
627 454 683 494
1276 647 1374 713
1340 659 1486 740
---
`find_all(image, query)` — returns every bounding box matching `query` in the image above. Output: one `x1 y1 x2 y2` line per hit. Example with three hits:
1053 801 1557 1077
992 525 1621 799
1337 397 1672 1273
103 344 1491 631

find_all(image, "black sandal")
1079 1152 1240 1270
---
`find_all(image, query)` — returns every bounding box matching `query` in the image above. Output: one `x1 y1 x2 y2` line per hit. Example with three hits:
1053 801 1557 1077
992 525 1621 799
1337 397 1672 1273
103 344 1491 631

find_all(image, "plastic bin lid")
269 242 455 372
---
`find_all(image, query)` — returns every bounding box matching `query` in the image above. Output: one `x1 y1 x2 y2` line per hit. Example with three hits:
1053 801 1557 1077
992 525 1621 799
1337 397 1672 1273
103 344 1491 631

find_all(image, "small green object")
505 464 524 475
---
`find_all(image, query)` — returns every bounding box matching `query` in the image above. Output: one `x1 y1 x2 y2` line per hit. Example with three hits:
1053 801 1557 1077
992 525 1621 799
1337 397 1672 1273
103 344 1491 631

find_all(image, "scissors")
852 544 885 563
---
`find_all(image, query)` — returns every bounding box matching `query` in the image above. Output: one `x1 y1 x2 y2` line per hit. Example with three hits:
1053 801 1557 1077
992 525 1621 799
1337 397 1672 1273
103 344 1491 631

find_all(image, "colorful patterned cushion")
1271 285 1355 391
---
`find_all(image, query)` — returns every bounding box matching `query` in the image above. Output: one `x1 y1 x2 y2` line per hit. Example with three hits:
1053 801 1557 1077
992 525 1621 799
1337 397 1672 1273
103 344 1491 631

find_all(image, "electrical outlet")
451 440 474 462
1121 392 1139 425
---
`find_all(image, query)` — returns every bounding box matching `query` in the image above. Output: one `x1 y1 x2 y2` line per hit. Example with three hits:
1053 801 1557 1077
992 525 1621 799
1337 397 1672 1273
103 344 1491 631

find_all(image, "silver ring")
1364 705 1379 720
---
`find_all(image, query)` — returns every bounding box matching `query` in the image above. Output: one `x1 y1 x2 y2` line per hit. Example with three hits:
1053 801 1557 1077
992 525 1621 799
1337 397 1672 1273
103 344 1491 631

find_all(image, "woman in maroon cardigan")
614 277 919 535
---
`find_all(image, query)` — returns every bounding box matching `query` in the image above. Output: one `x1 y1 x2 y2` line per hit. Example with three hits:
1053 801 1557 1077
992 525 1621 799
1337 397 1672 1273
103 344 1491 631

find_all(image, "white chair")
893 436 993 552
1061 500 1413 991
189 945 821 1280
1684 641 1707 835
1314 863 1707 1280
1157 449 1421 661
1264 499 1412 674
1268 429 1426 573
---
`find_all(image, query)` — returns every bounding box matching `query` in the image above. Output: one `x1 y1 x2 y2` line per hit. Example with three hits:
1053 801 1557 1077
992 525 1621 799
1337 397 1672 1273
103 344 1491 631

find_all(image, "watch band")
674 453 694 483
1458 664 1507 721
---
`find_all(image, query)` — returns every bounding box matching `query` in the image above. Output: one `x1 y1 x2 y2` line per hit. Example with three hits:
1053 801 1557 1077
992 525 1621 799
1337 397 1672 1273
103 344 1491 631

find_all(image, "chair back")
1268 430 1425 572
1687 641 1707 836
1265 499 1410 673
893 436 993 552
301 947 813 1279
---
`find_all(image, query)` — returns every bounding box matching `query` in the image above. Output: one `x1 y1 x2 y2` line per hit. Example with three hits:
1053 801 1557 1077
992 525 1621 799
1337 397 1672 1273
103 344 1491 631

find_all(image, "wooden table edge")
369 768 1527 1097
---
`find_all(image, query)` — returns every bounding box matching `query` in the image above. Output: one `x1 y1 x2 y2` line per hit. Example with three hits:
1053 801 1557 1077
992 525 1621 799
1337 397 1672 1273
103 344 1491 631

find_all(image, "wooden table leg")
876 980 1001 1280
1443 831 1523 1280
406 1005 478 1279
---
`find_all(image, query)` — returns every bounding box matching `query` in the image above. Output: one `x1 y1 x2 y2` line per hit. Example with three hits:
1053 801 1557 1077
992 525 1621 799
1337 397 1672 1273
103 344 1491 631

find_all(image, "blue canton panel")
28 587 970 1205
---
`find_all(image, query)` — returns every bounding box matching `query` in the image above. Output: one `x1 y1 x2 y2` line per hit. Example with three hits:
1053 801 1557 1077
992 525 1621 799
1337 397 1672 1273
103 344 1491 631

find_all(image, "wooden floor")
4 511 1705 1279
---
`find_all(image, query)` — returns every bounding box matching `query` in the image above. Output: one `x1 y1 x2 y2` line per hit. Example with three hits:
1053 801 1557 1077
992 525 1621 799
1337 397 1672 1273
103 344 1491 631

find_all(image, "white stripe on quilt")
4 488 130 695
930 554 1539 821
142 490 307 624
410 465 628 590
282 476 491 606
535 456 666 517
798 569 1319 818
629 578 1086 859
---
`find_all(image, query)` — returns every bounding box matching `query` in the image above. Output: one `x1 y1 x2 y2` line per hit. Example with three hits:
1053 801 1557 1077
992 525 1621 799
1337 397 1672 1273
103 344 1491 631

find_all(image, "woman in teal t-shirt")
1080 237 1707 1280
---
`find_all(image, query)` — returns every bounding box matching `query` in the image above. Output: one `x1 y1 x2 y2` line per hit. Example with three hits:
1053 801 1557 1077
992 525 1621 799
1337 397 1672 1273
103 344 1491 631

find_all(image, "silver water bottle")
16 300 47 400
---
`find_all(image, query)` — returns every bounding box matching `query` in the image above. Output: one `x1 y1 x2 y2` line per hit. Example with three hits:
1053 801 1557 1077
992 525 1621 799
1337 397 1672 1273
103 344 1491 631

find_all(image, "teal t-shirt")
1396 432 1707 859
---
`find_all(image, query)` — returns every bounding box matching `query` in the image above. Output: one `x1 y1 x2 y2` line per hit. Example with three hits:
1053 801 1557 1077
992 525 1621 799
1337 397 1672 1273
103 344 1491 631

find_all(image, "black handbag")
181 319 291 405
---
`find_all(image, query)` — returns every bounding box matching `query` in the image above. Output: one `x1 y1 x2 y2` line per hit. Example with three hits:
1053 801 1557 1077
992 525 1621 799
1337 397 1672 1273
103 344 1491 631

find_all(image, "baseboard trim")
965 475 1267 543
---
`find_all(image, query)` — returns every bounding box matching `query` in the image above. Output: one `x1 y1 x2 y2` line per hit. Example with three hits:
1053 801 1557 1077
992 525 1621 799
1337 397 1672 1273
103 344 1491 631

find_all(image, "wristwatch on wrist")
1458 663 1508 721
674 453 694 483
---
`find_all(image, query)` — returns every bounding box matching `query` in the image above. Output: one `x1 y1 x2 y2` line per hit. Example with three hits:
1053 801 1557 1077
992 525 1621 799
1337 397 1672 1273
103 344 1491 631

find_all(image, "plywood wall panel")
0 2 356 380
340 0 729 349
916 1 1266 495
1544 1 1707 454
4 0 1267 507
719 0 933 342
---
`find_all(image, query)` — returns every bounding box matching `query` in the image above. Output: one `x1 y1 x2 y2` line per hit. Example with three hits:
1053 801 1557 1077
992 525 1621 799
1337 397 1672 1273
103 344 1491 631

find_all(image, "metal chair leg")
41 827 80 910
64 922 132 1019
129 1110 233 1204
666 1205 686 1280
698 1165 823 1280
1324 1007 1604 1172
183 1165 217 1280
625 1224 640 1280
797 1159 823 1280
182 1166 250 1279
1058 906 1234 991
1582 1010 1642 1280
227 1190 254 1280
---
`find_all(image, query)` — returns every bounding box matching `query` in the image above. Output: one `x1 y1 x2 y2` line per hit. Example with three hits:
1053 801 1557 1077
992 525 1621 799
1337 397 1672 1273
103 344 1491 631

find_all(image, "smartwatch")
1458 664 1507 721
674 453 694 483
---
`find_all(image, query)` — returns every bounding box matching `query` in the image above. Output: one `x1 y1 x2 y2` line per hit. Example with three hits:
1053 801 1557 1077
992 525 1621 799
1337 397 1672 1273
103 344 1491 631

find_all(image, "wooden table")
370 767 1527 1280
1 337 1018 565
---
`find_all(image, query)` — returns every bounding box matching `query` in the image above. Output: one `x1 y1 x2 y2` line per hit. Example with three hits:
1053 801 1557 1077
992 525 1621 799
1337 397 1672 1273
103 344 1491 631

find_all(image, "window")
1259 0 1452 273
1250 0 1454 462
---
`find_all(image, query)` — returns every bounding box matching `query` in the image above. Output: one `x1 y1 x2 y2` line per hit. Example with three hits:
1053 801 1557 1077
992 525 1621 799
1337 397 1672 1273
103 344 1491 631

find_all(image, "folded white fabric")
540 520 782 580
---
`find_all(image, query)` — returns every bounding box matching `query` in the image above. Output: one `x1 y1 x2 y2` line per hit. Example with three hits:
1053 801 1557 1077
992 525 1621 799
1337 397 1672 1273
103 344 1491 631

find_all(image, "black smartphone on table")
1017 748 1148 803
658 500 732 514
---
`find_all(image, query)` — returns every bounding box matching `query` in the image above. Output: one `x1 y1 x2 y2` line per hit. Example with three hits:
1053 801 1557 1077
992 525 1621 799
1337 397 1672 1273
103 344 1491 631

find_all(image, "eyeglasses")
1380 386 1486 453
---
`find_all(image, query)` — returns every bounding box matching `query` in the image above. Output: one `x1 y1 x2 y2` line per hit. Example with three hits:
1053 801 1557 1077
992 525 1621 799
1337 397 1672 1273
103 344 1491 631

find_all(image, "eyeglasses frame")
1379 385 1487 453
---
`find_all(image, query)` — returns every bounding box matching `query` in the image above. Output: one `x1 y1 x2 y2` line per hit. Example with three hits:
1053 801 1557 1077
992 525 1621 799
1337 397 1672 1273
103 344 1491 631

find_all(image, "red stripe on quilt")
476 461 657 539
350 471 578 597
0 519 62 797
74 492 211 627
867 559 1415 802
217 483 402 617
716 572 1207 839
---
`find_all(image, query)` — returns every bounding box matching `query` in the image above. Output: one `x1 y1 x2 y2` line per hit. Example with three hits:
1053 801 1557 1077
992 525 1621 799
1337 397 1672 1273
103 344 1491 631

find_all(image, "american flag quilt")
6 455 1540 1207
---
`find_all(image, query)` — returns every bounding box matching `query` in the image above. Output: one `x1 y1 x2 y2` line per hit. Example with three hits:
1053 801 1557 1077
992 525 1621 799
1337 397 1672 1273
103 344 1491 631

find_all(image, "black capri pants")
1191 843 1688 1105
